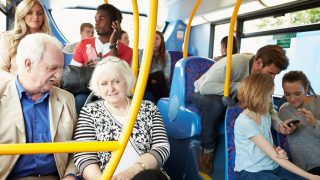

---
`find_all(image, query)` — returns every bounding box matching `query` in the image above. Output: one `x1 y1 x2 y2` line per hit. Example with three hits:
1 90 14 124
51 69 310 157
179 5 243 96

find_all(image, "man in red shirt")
70 3 132 67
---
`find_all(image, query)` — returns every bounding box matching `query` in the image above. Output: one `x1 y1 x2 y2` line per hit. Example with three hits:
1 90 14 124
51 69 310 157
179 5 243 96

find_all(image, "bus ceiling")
36 0 304 23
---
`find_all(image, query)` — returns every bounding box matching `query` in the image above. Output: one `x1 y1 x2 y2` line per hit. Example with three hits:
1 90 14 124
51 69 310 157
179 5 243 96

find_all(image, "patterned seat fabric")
225 105 243 180
184 58 214 105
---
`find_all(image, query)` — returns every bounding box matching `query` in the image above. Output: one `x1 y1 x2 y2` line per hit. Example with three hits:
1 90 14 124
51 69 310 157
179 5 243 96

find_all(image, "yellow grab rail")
131 0 139 77
223 0 242 97
0 0 158 179
101 0 158 179
183 0 202 58
0 141 120 154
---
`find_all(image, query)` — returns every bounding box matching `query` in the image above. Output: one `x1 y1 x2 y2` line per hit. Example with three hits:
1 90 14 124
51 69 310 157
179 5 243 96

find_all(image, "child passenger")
234 73 320 180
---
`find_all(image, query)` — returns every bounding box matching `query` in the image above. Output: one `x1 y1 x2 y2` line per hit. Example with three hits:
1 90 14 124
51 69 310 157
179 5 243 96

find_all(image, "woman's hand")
275 146 288 160
111 164 144 180
279 119 298 134
298 108 317 128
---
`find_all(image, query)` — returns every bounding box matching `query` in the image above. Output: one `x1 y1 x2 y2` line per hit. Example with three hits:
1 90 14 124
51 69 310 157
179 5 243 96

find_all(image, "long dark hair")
221 35 239 55
154 31 166 65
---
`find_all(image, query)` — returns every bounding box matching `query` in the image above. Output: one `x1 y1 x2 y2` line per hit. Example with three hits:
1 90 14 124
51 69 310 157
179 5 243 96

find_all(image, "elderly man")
0 33 78 180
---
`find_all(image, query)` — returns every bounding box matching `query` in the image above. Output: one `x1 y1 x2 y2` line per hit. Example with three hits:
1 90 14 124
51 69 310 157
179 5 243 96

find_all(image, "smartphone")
287 120 300 127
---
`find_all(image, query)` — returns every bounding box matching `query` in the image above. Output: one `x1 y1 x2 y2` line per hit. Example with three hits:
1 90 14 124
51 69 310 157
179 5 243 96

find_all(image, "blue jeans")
192 93 227 151
235 166 305 180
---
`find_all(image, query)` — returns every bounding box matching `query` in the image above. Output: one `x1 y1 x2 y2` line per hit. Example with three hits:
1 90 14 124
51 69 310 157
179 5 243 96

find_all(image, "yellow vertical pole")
131 0 139 77
223 0 242 97
104 0 108 4
100 0 158 179
183 0 202 58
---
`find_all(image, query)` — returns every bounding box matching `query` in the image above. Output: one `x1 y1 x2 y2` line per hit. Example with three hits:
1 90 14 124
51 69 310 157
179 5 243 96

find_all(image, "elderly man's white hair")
16 33 63 74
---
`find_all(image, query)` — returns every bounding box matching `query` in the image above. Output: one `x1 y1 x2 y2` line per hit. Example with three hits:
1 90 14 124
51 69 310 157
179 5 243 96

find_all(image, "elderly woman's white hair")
16 33 62 74
89 56 136 97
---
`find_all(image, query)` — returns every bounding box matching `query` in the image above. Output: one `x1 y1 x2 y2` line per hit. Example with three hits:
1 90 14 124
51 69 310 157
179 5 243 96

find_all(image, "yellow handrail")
131 0 139 77
223 0 242 97
183 0 202 58
0 142 120 154
0 1 158 180
101 0 158 179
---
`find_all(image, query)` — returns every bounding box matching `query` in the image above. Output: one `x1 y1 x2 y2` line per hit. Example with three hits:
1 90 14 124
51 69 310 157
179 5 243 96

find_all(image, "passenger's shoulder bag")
61 65 94 94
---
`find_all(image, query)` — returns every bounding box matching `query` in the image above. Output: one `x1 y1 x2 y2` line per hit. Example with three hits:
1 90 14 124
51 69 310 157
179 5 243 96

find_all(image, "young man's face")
95 10 113 36
252 58 281 79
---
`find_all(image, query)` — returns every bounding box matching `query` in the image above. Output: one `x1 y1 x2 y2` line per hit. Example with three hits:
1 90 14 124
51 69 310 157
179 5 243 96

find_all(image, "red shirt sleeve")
118 41 132 65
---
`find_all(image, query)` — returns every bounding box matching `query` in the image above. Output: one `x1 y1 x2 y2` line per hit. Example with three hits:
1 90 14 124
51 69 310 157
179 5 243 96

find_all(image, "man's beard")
97 31 110 36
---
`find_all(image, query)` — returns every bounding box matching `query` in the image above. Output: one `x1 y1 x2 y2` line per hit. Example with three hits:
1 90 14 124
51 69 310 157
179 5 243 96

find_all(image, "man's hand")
86 59 98 67
109 20 121 45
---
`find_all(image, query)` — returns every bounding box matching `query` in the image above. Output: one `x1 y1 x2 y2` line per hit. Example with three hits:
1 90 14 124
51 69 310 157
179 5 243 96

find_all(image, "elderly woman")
0 0 50 81
74 56 170 180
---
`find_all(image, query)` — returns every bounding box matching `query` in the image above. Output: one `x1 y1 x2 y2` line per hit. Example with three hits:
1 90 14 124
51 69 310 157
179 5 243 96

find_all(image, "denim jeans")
192 93 227 151
235 166 305 180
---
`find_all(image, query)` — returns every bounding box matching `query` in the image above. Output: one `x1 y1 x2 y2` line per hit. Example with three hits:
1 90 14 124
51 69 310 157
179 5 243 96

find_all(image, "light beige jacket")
0 79 78 179
0 32 17 81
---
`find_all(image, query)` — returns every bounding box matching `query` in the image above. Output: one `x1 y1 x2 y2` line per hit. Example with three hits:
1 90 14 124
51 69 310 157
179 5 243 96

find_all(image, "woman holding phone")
279 71 320 175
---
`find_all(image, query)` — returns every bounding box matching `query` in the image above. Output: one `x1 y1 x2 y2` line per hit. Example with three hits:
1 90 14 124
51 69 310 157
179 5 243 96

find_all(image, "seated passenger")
279 71 320 175
119 30 130 46
73 56 170 180
234 73 319 179
0 33 78 179
139 31 171 103
0 0 50 81
68 3 132 115
63 22 94 54
215 35 239 61
70 3 132 67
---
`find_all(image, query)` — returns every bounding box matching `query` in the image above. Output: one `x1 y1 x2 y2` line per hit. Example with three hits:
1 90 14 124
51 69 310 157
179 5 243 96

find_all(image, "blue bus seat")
225 105 243 180
157 56 215 139
167 51 183 86
64 53 73 68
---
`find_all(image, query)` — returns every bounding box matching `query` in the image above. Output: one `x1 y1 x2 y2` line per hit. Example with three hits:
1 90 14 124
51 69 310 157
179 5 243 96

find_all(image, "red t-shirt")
73 37 132 65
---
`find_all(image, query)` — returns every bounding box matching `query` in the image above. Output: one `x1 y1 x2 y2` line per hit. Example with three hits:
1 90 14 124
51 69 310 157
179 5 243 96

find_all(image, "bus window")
243 7 320 34
51 9 95 43
0 12 5 33
0 0 6 33
241 31 320 96
51 9 155 49
213 23 231 57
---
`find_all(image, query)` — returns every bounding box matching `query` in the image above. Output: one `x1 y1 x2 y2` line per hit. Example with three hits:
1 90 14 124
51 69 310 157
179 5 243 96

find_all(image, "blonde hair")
89 56 136 97
8 0 50 60
237 73 274 114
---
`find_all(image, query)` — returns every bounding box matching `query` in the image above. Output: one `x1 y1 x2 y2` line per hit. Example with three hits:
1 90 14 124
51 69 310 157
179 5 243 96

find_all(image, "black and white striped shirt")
73 100 170 174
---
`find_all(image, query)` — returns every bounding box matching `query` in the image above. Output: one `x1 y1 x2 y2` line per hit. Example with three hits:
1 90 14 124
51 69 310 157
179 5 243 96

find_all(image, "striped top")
73 100 170 174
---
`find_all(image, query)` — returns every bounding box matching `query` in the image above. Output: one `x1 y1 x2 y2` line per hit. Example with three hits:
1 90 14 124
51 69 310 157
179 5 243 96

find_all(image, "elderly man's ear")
24 58 32 73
